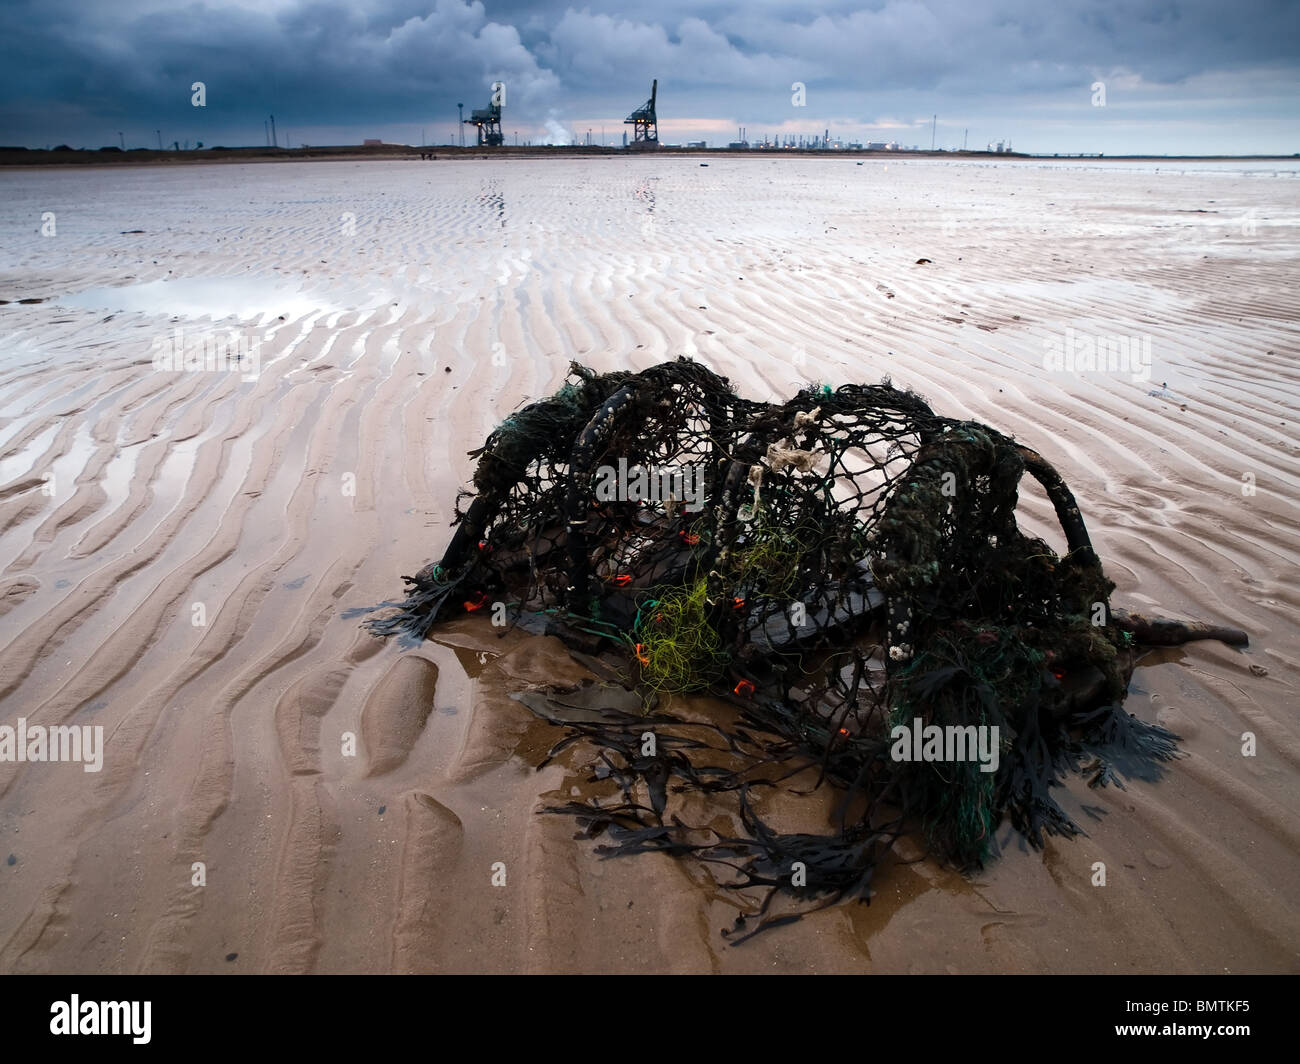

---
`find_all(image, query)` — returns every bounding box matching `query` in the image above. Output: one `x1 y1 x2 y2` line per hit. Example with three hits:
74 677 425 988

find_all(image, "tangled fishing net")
363 357 1244 940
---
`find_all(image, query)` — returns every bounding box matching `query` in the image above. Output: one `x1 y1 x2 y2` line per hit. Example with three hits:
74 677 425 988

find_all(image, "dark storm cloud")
1 0 562 144
534 0 1299 93
1 0 1296 151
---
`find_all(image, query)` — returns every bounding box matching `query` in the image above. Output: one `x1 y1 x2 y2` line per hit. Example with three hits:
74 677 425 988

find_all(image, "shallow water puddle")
442 642 498 678
54 274 335 322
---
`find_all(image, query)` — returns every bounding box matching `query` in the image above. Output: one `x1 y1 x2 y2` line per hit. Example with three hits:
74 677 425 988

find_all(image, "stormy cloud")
1 0 1296 153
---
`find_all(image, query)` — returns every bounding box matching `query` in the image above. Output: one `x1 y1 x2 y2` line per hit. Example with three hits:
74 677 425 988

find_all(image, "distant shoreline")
2 144 1296 169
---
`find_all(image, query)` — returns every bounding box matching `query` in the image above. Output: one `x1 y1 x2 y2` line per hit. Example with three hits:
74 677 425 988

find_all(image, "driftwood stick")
1111 607 1249 648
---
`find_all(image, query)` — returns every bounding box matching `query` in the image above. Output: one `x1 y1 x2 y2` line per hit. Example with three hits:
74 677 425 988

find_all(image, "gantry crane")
464 96 503 146
624 79 658 146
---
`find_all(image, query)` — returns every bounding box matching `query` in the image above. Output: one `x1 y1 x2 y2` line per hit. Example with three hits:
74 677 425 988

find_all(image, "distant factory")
429 79 1013 155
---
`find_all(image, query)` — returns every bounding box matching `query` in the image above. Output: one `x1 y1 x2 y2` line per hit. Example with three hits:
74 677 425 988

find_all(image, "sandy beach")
1 155 1297 974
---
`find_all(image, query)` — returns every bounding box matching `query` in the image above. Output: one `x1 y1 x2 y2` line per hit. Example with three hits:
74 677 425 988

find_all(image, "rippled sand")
0 156 1297 973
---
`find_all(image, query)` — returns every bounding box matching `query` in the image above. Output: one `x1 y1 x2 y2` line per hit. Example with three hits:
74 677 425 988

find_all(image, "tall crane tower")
464 96 503 146
624 79 658 147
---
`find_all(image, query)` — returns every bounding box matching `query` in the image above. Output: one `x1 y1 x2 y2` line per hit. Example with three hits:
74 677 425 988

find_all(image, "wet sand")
0 156 1297 973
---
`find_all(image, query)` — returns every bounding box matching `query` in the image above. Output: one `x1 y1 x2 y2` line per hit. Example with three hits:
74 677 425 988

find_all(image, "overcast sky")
2 0 1297 154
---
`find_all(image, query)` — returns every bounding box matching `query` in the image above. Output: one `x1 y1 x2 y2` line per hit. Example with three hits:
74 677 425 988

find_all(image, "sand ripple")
0 157 1297 972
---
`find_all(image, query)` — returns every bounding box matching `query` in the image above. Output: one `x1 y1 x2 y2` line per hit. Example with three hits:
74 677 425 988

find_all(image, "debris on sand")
365 357 1247 939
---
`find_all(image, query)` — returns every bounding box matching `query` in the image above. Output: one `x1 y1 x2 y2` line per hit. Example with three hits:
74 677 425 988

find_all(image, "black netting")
361 357 1242 940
